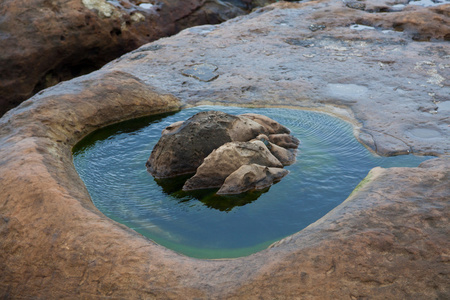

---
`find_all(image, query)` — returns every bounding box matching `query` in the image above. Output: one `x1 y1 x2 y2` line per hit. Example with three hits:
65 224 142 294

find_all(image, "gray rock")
183 140 283 191
181 63 219 82
217 164 289 195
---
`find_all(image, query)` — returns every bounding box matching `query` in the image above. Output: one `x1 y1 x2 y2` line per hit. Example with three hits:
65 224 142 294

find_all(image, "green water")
73 106 432 259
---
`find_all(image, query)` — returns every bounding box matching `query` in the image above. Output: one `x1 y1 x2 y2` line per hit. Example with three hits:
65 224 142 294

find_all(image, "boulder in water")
182 140 283 191
146 111 267 178
217 164 289 195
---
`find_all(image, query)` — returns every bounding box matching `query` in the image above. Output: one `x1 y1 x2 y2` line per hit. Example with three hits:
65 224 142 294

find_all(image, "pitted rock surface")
104 0 449 155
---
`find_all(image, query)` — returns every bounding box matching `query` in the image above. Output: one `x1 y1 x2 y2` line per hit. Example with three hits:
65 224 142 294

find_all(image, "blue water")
72 106 432 258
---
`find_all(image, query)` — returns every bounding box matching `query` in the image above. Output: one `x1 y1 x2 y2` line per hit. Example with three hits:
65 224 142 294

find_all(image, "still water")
73 106 431 258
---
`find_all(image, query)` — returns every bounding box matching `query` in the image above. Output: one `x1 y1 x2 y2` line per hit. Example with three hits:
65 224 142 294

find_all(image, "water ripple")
73 106 432 258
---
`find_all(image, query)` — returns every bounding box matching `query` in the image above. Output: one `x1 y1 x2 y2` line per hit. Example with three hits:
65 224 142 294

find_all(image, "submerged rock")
217 164 289 195
182 140 283 191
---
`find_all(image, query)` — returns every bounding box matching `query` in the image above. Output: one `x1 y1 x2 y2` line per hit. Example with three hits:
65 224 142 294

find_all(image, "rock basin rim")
72 104 434 259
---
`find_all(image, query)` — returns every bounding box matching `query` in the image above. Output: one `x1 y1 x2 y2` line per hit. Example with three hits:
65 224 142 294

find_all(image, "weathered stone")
344 1 366 10
161 120 184 136
183 140 283 190
217 164 289 195
267 141 297 166
240 113 290 134
181 63 219 82
254 134 297 166
0 76 448 297
268 133 300 149
149 111 297 191
0 0 270 117
363 4 450 41
146 111 267 178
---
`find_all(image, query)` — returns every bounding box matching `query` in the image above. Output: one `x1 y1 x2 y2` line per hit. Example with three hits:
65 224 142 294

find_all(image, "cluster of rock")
146 111 299 195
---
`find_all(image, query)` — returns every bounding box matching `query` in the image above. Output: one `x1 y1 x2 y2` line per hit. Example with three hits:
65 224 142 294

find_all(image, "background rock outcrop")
0 0 274 117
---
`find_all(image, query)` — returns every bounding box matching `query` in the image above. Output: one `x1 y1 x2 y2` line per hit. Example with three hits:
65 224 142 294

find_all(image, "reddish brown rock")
362 4 450 41
0 70 448 297
0 0 262 117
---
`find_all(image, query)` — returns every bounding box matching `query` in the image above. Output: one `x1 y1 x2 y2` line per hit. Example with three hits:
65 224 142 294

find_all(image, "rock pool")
73 106 432 258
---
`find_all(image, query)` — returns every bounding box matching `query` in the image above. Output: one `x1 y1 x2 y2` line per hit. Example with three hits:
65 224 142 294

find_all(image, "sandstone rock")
149 111 298 191
268 133 300 149
363 4 450 41
183 140 283 190
174 0 245 29
217 164 289 195
240 113 290 134
0 0 268 117
161 120 184 136
146 111 267 178
254 134 297 166
267 142 297 166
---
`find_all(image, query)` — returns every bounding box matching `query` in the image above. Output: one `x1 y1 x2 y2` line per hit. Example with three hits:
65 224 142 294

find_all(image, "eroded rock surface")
147 110 297 192
0 0 274 117
146 110 271 178
107 0 449 155
240 113 291 134
183 140 284 190
217 164 289 195
254 134 297 166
